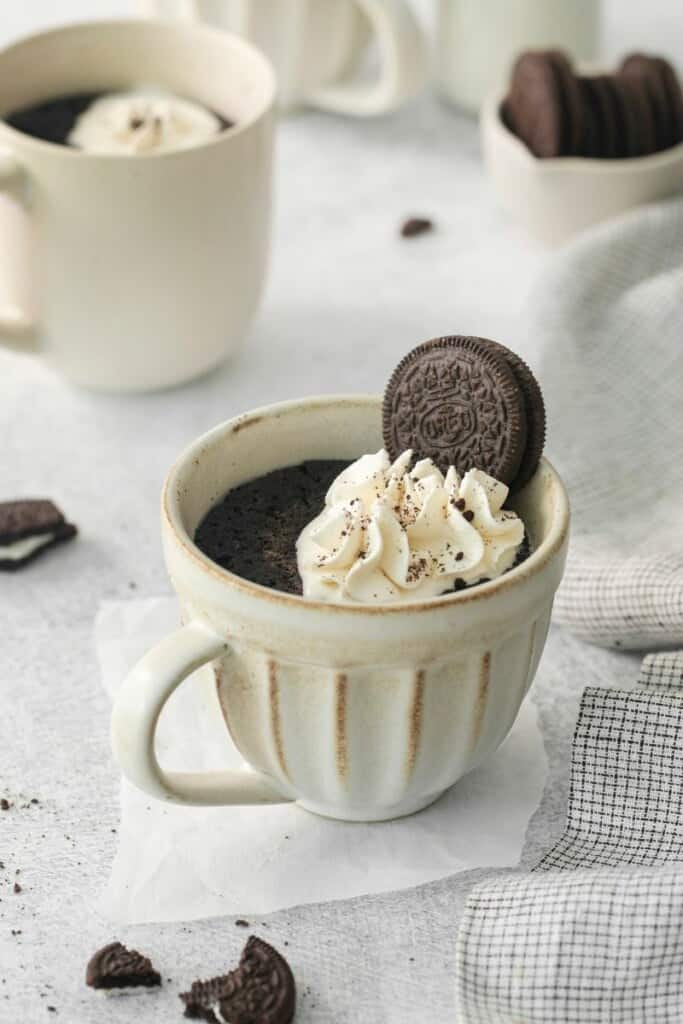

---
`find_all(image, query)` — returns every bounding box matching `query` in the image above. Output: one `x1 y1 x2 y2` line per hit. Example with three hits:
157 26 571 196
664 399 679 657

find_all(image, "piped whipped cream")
297 450 525 604
68 89 224 155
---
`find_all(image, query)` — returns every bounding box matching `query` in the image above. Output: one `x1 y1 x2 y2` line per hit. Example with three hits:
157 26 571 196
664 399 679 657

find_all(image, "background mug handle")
111 621 295 806
0 149 38 353
164 0 427 116
307 0 427 116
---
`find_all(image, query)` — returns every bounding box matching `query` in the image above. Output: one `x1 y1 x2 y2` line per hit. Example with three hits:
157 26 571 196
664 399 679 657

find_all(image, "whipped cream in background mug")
68 89 225 156
297 449 525 603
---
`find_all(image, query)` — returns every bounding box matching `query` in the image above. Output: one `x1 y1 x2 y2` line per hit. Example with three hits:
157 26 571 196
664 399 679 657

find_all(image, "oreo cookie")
476 338 546 491
506 50 582 158
597 76 625 158
579 77 603 158
180 936 296 1023
384 336 538 486
86 942 161 990
620 53 683 151
0 499 77 571
621 74 659 156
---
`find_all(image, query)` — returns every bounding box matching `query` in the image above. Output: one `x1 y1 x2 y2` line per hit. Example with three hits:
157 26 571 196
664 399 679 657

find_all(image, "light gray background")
0 3 678 1022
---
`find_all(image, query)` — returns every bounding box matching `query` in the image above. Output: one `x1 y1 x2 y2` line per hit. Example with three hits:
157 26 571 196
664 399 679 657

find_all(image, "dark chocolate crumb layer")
195 461 348 596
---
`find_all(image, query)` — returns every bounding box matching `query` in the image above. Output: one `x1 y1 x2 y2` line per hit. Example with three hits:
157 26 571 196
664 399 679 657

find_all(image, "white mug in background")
111 396 569 823
144 0 427 115
0 20 276 392
436 0 601 114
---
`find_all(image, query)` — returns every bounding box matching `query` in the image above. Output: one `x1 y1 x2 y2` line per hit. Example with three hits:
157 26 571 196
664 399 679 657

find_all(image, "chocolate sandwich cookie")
656 56 683 146
86 942 161 990
620 54 683 151
180 936 295 1023
619 74 659 156
588 76 623 159
611 75 647 158
506 50 582 158
383 336 528 484
0 499 77 571
579 77 603 158
475 338 546 491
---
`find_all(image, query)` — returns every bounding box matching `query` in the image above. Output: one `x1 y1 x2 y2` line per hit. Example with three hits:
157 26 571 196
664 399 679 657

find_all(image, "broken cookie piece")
400 216 434 238
180 936 295 1023
86 942 161 991
0 499 76 571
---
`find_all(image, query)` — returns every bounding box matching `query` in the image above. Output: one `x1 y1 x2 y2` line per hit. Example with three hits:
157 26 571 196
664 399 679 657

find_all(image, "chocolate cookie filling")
195 460 348 595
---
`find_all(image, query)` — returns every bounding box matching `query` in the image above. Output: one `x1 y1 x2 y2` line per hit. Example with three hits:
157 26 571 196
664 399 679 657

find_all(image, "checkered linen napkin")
525 199 683 650
455 651 683 1023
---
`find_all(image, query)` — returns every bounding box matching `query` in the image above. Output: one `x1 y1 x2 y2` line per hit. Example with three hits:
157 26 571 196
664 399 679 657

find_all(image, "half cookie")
180 936 296 1023
86 941 161 990
0 499 77 571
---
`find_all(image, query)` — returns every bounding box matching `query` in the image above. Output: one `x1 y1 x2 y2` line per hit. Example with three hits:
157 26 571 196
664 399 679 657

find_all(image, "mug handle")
0 150 38 352
307 0 427 116
111 621 295 806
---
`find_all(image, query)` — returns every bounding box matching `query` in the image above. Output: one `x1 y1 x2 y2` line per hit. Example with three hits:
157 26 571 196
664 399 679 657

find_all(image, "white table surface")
0 3 680 1022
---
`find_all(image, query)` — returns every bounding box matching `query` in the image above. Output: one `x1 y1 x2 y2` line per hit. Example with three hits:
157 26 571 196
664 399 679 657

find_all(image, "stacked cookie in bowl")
504 51 683 160
482 49 683 243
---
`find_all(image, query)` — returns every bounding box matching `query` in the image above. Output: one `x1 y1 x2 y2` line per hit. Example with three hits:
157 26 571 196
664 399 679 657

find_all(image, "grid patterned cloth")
555 553 683 652
536 687 683 871
457 865 683 1024
455 680 683 1022
639 650 683 691
527 200 683 651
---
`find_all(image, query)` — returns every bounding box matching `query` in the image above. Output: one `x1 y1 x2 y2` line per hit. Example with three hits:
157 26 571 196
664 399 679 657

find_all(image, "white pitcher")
436 0 601 114
145 0 427 115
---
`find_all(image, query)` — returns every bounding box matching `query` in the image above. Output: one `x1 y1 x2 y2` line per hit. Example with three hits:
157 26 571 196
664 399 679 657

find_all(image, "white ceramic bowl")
112 396 570 822
481 90 683 244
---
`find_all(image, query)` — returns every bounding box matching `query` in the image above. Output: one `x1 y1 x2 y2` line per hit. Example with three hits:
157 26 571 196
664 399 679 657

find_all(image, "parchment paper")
96 597 547 923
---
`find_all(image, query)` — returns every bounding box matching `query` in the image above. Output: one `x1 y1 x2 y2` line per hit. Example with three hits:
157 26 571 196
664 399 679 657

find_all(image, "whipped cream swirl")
297 450 525 604
68 89 224 155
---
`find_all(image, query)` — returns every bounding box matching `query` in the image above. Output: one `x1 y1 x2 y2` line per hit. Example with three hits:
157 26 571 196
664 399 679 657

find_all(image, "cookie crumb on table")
400 216 434 238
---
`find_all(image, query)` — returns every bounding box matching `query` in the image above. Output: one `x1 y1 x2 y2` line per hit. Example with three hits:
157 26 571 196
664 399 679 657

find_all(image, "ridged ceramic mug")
112 396 570 822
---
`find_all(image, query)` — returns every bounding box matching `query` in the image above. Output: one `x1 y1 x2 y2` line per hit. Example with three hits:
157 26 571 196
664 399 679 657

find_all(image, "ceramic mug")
145 0 426 115
112 395 570 822
436 0 601 113
0 20 276 392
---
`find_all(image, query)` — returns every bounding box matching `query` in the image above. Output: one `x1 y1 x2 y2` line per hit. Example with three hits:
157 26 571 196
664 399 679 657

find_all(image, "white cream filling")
0 532 55 561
